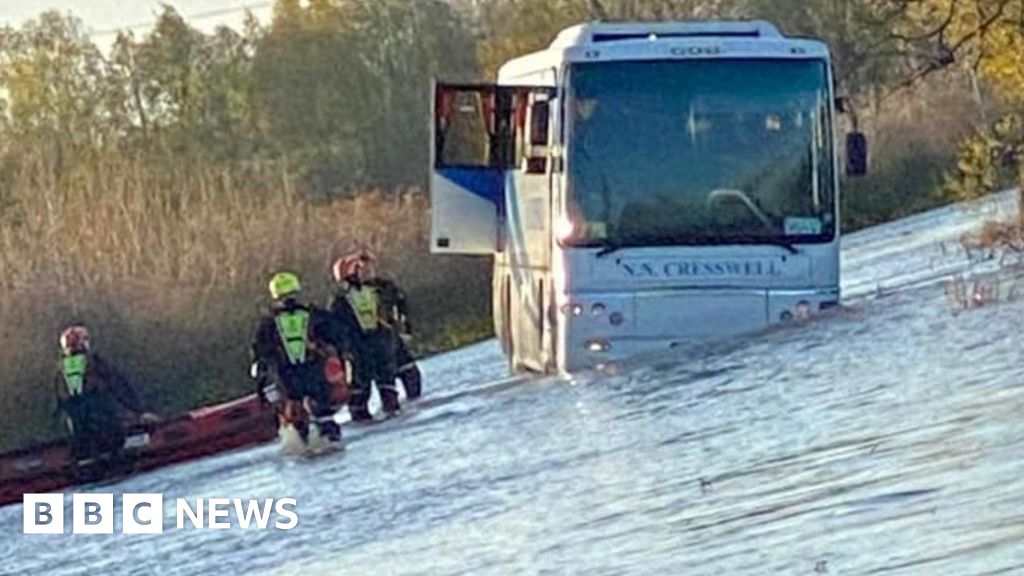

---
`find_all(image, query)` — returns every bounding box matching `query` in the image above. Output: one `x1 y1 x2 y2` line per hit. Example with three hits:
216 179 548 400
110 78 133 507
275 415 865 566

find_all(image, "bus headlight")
561 303 584 316
591 303 606 316
555 216 576 243
585 339 610 352
609 312 624 326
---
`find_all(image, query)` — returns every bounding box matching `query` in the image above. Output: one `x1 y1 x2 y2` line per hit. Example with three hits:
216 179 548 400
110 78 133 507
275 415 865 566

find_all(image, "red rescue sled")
0 393 280 508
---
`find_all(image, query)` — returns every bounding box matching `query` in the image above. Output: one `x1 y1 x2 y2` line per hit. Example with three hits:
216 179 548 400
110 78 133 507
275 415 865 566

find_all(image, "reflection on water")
3 193 1024 575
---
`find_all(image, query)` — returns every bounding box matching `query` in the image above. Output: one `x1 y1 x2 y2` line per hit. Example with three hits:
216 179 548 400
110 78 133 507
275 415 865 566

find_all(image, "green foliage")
473 0 592 78
0 12 108 174
893 0 1024 205
945 114 1024 202
253 3 378 191
253 0 478 194
0 3 478 195
742 0 912 100
411 314 495 357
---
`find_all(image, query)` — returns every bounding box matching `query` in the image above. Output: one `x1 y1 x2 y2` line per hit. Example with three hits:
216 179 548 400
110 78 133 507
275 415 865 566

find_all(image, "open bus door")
430 83 552 254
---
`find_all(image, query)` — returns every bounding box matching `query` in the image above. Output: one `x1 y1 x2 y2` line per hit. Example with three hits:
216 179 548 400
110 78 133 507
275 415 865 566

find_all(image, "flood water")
3 192 1024 575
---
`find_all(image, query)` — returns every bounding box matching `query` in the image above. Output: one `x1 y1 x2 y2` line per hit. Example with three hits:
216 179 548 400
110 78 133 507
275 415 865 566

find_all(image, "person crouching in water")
329 253 400 421
350 250 421 399
55 325 153 463
251 272 346 442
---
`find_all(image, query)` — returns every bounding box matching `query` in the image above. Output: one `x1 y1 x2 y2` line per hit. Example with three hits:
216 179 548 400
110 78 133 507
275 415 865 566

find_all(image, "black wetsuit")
54 353 145 461
251 299 351 431
328 281 400 420
366 277 421 399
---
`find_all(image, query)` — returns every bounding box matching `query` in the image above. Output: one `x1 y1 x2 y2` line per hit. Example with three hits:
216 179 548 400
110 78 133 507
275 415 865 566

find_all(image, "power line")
91 1 275 38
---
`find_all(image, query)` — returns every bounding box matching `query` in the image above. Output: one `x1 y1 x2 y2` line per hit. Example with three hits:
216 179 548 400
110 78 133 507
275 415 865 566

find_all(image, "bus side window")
522 94 551 174
434 84 553 172
436 88 497 168
434 85 519 170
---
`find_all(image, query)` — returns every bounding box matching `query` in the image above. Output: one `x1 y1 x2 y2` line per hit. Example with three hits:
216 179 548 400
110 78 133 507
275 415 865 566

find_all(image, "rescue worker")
251 272 346 442
356 250 422 399
54 325 151 462
329 252 400 421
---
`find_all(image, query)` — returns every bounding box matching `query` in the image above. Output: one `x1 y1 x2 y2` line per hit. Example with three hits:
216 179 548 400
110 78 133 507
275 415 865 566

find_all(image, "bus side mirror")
834 97 848 114
846 132 868 177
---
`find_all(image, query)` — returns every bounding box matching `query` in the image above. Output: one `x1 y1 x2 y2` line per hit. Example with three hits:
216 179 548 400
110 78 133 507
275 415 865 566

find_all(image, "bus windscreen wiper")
595 238 625 258
767 238 800 255
727 234 801 254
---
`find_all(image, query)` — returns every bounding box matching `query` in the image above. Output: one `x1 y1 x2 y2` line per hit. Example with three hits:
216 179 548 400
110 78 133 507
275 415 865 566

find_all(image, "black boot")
398 363 422 400
349 404 373 422
380 387 401 416
317 419 342 443
295 419 310 443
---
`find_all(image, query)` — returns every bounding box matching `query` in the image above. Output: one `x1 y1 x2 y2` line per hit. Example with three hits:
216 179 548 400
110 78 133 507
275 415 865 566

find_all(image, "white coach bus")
430 21 866 374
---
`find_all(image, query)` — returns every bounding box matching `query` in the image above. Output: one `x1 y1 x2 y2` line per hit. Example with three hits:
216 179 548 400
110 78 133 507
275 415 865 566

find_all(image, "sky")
0 1 275 50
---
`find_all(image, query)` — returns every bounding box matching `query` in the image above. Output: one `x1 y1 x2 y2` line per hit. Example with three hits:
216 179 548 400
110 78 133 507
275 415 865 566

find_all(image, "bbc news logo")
23 493 298 534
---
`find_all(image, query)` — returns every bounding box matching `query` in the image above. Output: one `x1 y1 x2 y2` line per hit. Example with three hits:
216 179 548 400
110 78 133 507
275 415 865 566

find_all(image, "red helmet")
332 250 377 283
357 249 378 265
356 249 378 278
59 325 90 355
332 255 359 283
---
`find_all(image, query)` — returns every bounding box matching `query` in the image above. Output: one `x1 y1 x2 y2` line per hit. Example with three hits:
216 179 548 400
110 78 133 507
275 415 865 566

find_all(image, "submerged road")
3 192 1023 575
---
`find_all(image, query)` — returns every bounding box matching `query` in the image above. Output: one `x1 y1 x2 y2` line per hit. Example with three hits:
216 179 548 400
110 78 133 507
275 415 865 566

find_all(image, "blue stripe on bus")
438 168 506 212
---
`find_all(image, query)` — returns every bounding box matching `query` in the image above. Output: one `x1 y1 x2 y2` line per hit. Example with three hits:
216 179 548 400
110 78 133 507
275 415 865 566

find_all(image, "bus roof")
497 21 829 83
549 20 784 48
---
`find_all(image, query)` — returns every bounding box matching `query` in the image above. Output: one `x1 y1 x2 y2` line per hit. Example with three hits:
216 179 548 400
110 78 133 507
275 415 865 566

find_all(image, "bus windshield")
565 59 835 249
